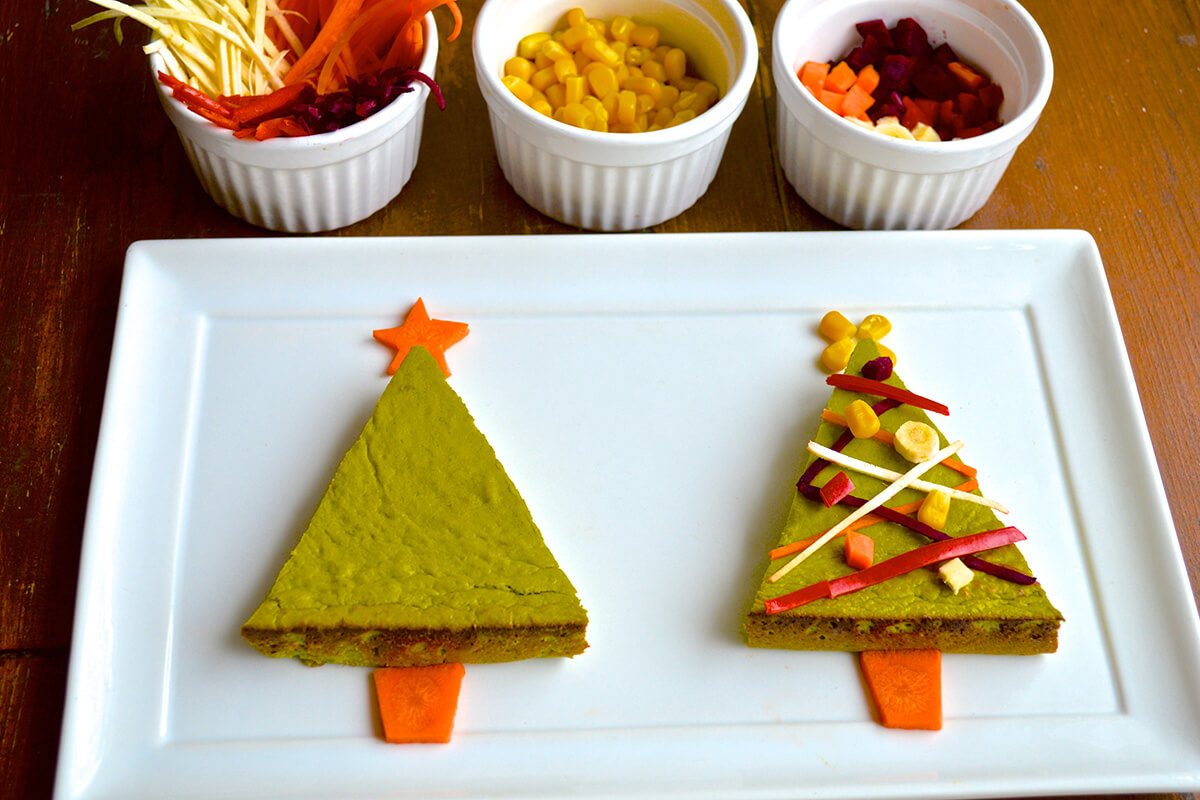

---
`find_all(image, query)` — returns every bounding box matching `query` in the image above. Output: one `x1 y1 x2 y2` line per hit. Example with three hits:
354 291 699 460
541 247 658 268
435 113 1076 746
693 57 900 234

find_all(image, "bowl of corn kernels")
473 0 757 230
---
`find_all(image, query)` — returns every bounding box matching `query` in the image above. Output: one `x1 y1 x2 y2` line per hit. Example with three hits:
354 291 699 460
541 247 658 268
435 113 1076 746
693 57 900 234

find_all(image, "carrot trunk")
859 649 942 730
373 663 465 744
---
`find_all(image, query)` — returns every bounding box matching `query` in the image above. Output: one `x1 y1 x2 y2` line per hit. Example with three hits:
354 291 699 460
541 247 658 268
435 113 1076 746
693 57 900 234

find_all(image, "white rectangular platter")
56 231 1200 800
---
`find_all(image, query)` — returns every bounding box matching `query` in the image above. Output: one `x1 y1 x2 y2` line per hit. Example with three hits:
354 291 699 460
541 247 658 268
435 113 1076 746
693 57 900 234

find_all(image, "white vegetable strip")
768 440 965 583
806 440 1008 513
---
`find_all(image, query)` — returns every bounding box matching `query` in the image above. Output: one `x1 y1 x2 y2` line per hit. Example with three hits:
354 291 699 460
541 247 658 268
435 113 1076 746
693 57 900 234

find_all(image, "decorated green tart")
744 337 1062 655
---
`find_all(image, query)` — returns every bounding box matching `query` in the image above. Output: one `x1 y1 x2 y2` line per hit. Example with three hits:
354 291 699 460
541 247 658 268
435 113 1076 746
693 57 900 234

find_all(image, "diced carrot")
947 61 986 90
373 663 466 744
852 63 880 95
826 61 857 93
844 530 874 569
901 95 933 127
820 471 854 507
841 83 875 119
799 61 829 95
859 650 942 730
818 88 845 114
913 96 940 121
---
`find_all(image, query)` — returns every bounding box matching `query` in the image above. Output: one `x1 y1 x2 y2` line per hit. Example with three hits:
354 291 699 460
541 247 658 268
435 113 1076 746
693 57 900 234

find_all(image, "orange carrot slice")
859 649 942 730
373 298 469 377
374 663 465 744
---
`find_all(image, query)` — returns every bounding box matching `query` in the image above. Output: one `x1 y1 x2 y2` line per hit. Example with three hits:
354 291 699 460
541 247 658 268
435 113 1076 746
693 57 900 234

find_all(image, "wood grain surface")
1 0 1197 797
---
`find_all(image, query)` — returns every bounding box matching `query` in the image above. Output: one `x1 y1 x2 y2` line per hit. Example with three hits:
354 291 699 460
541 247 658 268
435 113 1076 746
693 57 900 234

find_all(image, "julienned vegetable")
73 0 460 138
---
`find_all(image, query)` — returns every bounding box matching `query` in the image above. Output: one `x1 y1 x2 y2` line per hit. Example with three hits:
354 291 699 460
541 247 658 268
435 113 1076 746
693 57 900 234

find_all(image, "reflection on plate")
56 232 1200 800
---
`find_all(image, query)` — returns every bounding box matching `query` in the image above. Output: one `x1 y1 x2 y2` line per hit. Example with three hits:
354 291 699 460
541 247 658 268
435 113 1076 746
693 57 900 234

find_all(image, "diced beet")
861 356 894 381
890 17 931 56
844 45 874 72
957 91 985 126
980 119 1000 133
977 82 1004 114
877 54 915 91
855 19 893 48
931 42 959 66
909 64 958 101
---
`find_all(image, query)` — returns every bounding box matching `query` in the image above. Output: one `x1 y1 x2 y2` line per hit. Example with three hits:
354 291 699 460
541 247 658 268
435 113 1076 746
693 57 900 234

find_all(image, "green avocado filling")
745 340 1062 653
243 346 588 665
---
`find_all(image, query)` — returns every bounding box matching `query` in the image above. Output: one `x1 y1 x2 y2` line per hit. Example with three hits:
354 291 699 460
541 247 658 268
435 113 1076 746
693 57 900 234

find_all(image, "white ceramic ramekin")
474 0 757 231
150 13 437 233
773 0 1051 230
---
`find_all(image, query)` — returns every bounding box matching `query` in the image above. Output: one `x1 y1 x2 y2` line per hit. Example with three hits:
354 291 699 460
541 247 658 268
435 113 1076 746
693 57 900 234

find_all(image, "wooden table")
2 0 1197 797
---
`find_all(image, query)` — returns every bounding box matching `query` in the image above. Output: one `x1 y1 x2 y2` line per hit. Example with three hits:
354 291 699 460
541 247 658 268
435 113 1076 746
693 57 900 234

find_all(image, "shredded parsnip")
72 0 288 93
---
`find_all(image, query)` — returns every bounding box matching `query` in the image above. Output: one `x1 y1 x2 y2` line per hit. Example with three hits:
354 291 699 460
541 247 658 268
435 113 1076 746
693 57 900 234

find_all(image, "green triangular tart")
744 340 1062 655
242 347 588 666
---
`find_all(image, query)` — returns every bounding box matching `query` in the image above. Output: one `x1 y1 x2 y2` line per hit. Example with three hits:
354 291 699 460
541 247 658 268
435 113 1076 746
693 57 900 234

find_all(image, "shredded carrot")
282 0 364 84
859 650 942 730
373 663 466 743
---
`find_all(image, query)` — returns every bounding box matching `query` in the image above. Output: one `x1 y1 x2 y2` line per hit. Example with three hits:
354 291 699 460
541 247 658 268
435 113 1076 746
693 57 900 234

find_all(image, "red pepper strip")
192 105 240 130
230 82 313 125
765 526 1025 614
826 373 950 415
796 482 1036 585
157 71 233 117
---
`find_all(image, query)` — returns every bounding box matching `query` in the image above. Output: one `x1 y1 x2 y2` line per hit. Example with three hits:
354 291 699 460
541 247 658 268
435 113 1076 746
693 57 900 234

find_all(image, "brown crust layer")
241 622 589 667
745 611 1059 655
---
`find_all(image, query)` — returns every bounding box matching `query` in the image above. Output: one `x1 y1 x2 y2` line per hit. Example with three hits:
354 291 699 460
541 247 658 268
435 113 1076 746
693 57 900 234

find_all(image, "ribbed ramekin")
150 13 437 233
473 0 757 231
773 0 1052 230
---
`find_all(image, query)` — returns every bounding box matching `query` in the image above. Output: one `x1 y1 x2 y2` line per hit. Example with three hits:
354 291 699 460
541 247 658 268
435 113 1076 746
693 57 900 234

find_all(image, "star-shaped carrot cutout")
373 298 469 377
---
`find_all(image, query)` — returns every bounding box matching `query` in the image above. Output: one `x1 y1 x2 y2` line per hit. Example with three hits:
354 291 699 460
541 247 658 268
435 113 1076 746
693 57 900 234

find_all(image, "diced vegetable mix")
74 0 460 139
504 7 720 133
799 17 1004 141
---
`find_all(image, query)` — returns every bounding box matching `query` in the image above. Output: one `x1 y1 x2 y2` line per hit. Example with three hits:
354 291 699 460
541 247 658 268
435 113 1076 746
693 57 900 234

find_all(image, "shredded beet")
292 68 444 135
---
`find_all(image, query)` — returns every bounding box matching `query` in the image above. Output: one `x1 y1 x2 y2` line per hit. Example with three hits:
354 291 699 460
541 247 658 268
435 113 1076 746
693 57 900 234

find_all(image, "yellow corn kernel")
560 22 595 51
529 98 553 116
614 62 630 85
581 36 621 69
875 340 897 366
587 17 606 37
640 58 667 83
534 50 554 70
651 106 674 127
609 14 635 43
917 489 951 531
553 56 578 83
623 65 644 83
630 24 659 49
665 108 695 127
818 310 857 342
672 74 698 91
635 92 656 114
529 65 558 92
600 90 619 118
556 101 595 129
609 40 627 63
504 56 536 82
573 50 591 72
663 47 687 82
540 38 572 63
673 90 703 113
622 75 663 105
616 89 637 125
581 95 608 123
565 6 588 28
820 337 856 373
518 31 552 60
651 44 670 62
858 313 892 341
564 74 587 104
544 82 567 109
844 399 881 438
586 64 619 99
658 83 680 110
502 74 536 103
693 79 719 107
624 45 651 66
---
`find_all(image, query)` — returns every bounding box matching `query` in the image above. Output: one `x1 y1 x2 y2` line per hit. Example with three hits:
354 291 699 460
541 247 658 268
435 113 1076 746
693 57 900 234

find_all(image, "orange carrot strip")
373 663 466 744
859 650 942 730
282 0 365 84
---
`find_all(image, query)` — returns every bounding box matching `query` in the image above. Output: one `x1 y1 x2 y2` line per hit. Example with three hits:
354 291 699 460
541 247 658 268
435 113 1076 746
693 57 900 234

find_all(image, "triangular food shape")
745 340 1062 655
243 346 588 666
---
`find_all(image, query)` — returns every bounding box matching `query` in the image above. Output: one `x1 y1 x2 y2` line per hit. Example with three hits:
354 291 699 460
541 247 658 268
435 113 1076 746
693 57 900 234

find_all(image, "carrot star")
373 298 469 377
